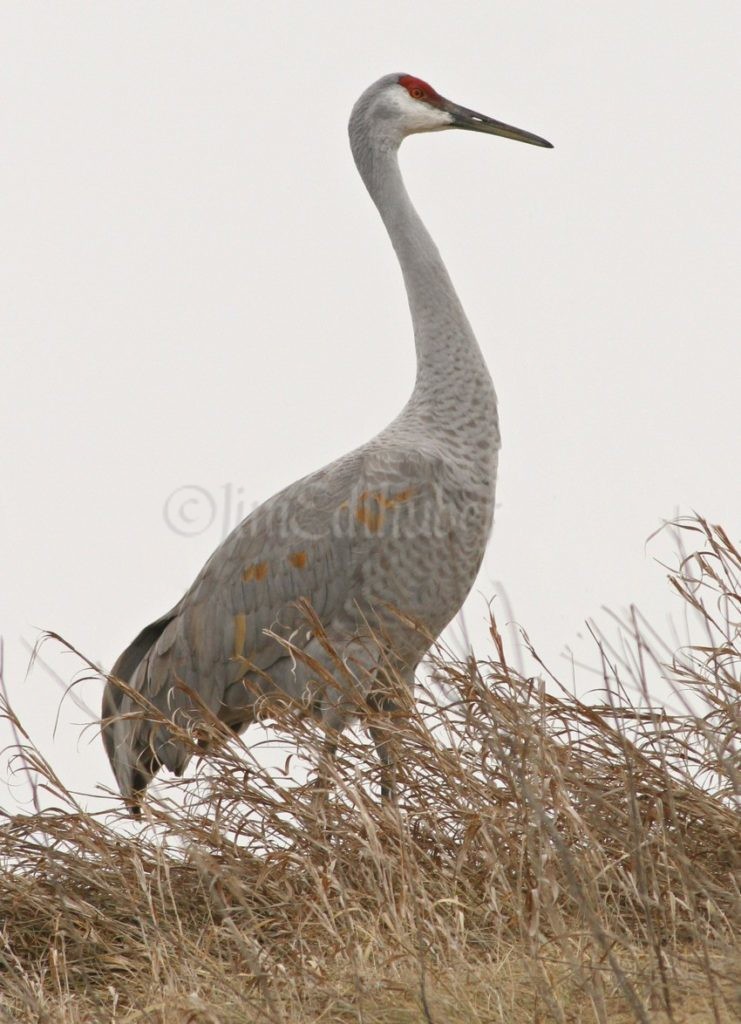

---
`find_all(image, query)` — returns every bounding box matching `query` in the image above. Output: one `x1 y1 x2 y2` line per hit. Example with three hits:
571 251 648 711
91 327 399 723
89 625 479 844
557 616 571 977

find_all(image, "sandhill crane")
102 73 552 813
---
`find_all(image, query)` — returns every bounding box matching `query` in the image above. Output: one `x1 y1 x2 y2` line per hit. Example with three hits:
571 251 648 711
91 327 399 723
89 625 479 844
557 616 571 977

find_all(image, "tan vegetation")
1 516 739 1023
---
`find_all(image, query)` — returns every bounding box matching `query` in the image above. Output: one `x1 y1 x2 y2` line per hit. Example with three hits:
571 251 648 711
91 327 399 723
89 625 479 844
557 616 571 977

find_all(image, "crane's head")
350 73 552 150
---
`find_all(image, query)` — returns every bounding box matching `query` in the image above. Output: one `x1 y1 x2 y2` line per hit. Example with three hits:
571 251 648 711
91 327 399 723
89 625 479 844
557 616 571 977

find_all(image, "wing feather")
103 441 449 796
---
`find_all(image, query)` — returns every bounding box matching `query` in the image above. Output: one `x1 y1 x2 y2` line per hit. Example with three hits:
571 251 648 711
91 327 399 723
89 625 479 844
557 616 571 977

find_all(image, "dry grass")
1 515 739 1023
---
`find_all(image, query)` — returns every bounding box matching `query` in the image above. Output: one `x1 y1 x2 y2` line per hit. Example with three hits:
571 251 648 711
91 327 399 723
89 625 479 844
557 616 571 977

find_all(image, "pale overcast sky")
2 2 739 813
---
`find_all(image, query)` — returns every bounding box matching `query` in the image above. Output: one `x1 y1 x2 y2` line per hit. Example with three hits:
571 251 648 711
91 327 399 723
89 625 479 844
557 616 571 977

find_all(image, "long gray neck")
349 126 497 433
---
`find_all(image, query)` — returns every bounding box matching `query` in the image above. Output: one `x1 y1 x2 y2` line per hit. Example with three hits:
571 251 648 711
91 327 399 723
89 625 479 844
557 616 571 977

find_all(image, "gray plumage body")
101 73 551 809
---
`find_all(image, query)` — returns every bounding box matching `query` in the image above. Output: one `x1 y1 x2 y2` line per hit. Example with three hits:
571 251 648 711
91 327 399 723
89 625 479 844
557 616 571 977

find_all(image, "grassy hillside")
1 516 738 1023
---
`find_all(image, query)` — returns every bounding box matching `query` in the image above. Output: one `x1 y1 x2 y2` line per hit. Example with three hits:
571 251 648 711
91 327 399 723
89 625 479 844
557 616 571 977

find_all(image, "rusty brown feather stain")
288 551 308 570
243 561 269 583
355 487 415 534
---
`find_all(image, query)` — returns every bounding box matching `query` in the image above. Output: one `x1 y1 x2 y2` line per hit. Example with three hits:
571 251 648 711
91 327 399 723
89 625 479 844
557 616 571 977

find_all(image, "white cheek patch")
392 86 453 134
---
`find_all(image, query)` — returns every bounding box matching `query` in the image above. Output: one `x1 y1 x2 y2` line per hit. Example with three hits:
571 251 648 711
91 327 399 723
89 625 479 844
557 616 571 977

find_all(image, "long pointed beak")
444 99 553 148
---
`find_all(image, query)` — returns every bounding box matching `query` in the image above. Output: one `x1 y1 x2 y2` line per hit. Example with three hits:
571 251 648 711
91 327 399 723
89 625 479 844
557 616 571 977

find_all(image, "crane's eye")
410 87 425 100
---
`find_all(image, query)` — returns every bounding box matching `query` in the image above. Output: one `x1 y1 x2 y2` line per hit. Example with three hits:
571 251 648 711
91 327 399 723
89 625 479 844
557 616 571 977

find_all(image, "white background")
1 2 739 812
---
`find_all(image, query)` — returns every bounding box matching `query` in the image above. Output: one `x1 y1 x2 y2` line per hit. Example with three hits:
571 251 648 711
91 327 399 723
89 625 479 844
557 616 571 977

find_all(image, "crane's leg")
308 671 354 800
313 734 338 797
366 689 400 804
368 722 397 803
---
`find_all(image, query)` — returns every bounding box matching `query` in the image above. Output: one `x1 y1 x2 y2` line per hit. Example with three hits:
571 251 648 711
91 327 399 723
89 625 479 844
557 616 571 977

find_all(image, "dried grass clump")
1 515 739 1023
